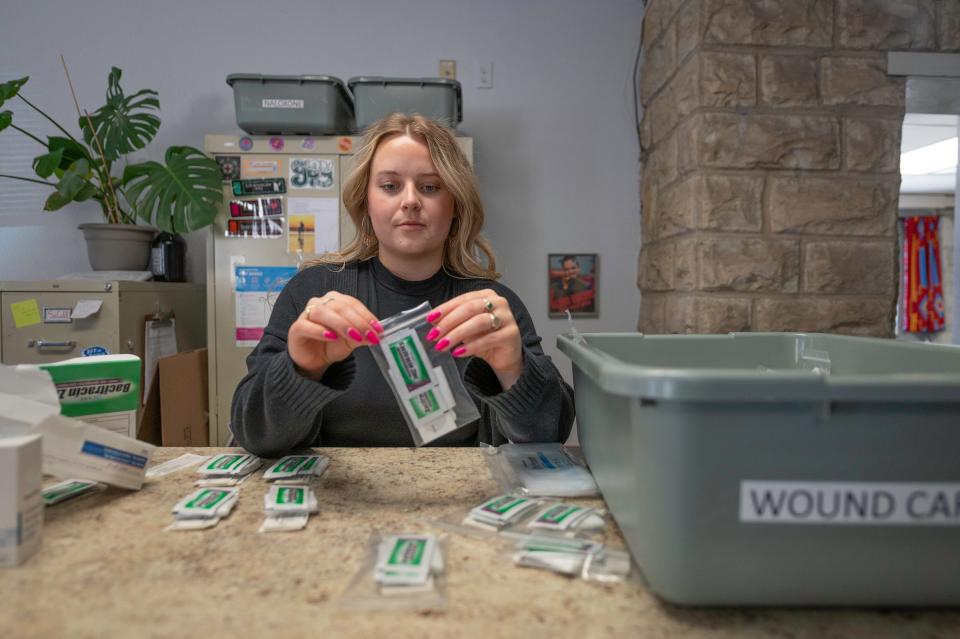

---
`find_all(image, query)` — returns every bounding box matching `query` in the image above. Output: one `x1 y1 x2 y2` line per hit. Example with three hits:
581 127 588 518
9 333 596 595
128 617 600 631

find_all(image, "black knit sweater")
230 257 575 456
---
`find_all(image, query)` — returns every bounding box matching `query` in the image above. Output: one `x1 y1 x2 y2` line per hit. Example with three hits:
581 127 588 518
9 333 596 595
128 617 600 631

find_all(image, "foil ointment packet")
263 454 329 481
166 487 239 532
42 479 100 506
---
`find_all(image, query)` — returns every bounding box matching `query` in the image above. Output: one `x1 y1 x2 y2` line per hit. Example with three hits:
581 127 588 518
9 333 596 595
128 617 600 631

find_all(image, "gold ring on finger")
488 312 502 331
321 296 334 305
482 297 494 312
304 304 316 319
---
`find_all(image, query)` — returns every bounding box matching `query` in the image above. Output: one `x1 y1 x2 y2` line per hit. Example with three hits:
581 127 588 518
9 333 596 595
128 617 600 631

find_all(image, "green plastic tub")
557 332 960 606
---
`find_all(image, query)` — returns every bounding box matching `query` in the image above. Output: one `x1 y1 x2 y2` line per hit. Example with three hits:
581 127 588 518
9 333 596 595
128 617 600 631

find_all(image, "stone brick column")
638 0 959 336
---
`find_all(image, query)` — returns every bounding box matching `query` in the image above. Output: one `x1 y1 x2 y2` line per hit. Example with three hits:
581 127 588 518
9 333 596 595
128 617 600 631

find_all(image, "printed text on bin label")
740 481 960 525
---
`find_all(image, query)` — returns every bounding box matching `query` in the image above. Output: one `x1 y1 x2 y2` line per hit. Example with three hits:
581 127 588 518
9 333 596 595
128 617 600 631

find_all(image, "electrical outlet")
476 61 493 89
438 59 456 80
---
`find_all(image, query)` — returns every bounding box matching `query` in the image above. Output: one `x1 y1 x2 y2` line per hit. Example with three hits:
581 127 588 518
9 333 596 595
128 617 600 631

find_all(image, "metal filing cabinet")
0 280 205 366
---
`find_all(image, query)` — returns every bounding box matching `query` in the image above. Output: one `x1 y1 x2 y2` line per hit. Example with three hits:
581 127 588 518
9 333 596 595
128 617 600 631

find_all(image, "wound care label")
740 481 960 525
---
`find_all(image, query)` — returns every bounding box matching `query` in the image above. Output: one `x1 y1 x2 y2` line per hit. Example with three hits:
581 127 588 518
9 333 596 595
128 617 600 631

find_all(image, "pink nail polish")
426 327 440 341
452 346 467 357
365 330 380 345
324 330 338 340
434 338 450 351
370 319 384 333
426 310 442 323
348 328 364 343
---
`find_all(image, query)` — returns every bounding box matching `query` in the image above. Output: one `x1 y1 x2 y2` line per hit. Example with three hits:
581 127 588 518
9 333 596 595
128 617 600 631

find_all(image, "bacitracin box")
37 354 141 438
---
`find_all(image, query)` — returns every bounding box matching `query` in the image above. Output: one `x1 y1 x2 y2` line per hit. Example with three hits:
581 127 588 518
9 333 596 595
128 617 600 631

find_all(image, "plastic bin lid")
225 74 351 97
347 76 462 90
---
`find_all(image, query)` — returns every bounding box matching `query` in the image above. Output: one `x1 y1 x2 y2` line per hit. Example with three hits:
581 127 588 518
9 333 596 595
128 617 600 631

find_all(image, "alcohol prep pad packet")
370 302 479 446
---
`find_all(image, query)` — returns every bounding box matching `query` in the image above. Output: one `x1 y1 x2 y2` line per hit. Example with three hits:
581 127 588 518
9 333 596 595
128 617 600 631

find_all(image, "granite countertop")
3 447 959 638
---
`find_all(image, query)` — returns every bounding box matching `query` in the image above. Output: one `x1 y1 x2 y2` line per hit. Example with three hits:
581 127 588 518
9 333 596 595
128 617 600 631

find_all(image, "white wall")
0 0 644 431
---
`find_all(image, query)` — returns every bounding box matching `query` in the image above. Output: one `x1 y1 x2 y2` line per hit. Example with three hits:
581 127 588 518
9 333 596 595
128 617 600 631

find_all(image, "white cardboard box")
34 414 154 491
0 434 43 567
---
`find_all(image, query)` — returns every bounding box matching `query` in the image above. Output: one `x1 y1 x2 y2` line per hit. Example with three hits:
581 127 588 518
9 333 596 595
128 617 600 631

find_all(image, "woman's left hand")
426 289 523 391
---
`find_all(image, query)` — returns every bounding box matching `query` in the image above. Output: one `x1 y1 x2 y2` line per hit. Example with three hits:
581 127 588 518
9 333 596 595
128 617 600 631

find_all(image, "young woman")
231 114 574 456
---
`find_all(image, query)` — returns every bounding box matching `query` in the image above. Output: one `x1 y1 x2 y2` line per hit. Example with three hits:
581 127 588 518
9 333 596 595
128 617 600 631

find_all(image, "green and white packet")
171 487 239 520
263 485 318 515
259 485 318 533
527 503 604 532
374 534 443 586
197 453 261 478
467 494 540 529
42 479 101 506
263 454 329 481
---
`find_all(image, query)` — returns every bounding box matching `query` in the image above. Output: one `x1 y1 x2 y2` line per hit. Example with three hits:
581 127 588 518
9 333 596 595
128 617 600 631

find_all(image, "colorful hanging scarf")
900 215 946 333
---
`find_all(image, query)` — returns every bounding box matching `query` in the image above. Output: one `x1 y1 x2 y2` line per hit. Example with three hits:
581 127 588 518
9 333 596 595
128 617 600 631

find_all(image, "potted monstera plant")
0 66 222 271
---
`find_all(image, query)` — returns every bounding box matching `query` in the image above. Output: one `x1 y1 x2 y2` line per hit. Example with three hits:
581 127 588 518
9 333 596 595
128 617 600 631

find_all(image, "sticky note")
11 299 42 329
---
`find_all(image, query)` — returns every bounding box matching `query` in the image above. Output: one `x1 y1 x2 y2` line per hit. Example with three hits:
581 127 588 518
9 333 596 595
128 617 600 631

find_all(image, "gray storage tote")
226 74 354 135
348 77 462 131
558 331 960 607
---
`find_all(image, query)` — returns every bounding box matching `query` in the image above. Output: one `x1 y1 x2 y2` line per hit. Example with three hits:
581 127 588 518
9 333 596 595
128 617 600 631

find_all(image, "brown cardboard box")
136 348 209 446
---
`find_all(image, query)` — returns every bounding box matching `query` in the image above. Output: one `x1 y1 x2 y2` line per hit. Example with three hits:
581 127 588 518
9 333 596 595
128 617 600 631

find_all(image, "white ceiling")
900 113 958 195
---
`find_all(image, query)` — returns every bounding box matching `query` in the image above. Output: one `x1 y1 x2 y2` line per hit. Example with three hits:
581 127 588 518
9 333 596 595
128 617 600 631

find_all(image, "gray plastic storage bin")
348 77 462 130
557 332 960 607
226 74 353 135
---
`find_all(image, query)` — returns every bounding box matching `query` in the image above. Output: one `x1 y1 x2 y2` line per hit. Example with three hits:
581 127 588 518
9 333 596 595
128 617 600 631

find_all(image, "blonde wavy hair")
303 113 499 279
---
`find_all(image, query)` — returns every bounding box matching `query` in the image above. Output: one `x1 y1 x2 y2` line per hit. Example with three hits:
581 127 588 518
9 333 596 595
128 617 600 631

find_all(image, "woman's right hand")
288 293 383 380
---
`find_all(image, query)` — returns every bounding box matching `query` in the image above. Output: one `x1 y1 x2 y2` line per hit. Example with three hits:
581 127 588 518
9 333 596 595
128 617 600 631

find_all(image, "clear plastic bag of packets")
511 536 633 583
340 533 448 612
483 442 599 497
434 494 608 540
370 301 480 446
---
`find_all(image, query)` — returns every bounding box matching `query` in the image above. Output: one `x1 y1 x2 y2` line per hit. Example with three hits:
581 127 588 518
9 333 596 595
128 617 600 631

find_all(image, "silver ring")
488 312 502 331
482 297 494 312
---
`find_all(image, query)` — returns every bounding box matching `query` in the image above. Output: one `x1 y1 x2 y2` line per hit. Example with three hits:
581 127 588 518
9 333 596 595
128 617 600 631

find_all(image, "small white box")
35 414 154 491
0 435 43 568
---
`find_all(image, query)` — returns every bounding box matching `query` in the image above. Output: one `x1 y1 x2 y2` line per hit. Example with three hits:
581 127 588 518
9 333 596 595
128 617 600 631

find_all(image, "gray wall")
0 0 644 437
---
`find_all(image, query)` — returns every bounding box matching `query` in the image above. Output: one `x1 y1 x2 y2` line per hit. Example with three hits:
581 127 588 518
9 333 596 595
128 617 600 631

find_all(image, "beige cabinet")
0 280 205 366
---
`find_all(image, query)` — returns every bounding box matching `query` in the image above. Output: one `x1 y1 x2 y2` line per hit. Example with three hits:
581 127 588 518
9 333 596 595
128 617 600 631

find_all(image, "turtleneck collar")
369 255 448 296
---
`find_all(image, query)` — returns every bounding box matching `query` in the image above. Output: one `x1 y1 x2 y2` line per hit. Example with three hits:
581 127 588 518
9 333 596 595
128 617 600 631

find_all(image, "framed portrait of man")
548 253 598 317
